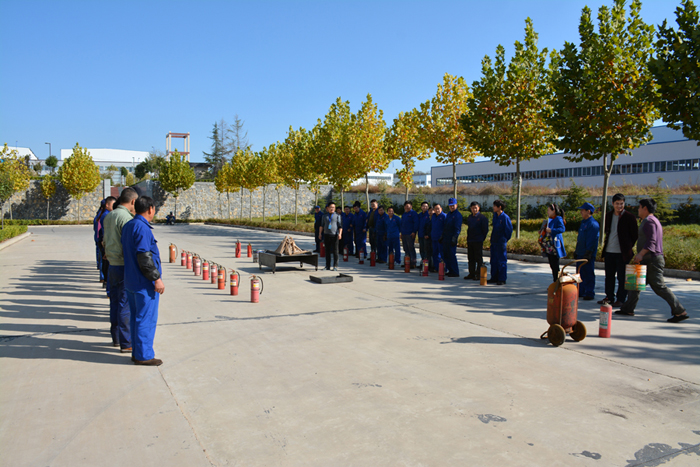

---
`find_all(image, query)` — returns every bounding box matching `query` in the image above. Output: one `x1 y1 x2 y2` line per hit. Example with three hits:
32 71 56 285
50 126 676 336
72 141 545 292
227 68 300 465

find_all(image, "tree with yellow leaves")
385 109 430 202
0 144 32 221
40 175 57 220
58 143 101 222
159 150 196 220
350 94 388 208
214 162 239 219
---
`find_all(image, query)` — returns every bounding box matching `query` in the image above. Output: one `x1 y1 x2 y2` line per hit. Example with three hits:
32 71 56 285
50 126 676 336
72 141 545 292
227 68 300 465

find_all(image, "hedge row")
0 225 28 243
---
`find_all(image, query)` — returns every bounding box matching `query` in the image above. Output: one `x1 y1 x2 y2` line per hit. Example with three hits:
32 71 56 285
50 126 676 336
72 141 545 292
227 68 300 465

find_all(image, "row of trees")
208 0 698 246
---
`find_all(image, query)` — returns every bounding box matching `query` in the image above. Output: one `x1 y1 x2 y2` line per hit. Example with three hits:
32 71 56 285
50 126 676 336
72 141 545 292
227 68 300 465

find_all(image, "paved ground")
1 224 699 467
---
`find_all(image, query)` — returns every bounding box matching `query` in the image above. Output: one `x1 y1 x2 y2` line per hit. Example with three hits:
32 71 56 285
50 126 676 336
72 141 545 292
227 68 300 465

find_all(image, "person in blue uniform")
464 201 489 280
313 206 323 253
543 203 567 282
384 207 402 264
341 205 355 256
442 198 463 277
374 206 389 262
489 199 513 285
575 202 600 300
121 196 165 366
400 201 419 268
430 203 446 272
367 199 378 255
93 199 107 279
352 201 368 257
418 202 433 270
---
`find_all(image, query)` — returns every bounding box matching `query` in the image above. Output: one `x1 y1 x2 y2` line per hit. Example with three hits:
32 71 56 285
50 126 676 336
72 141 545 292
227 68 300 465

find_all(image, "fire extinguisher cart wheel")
570 321 587 342
547 324 567 347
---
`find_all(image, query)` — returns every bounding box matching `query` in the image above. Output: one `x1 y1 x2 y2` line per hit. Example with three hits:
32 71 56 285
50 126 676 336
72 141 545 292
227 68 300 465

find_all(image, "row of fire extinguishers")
334 243 490 284
168 243 263 303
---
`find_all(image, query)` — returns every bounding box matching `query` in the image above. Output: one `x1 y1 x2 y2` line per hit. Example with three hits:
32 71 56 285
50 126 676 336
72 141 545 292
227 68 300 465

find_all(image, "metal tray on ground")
309 273 354 284
258 251 318 273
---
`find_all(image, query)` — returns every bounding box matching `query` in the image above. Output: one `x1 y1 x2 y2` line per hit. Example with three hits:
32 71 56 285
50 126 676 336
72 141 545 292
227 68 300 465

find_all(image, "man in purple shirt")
617 199 689 323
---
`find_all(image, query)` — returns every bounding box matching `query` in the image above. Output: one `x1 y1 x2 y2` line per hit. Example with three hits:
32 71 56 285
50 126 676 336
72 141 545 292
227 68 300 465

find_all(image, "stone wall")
3 180 109 221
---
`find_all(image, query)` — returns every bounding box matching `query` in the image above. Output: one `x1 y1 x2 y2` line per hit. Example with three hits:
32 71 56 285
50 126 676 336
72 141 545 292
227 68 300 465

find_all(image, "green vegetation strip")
0 225 28 243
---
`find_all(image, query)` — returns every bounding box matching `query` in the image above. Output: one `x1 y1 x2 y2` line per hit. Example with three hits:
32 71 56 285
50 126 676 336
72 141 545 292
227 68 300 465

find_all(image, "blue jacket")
466 213 489 243
375 212 389 235
547 216 566 258
400 209 419 236
430 212 447 240
575 216 600 258
418 211 431 238
342 212 354 238
386 215 401 238
353 209 368 235
93 209 104 242
443 209 463 243
97 209 109 243
491 212 513 244
314 211 323 229
122 214 162 292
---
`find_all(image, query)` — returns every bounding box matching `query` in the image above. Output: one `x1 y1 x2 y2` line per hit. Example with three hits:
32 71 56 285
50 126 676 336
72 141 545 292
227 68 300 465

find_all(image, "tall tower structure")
166 132 190 161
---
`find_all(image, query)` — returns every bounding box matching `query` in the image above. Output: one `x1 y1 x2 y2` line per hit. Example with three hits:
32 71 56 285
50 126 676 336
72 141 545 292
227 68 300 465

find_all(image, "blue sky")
0 0 679 173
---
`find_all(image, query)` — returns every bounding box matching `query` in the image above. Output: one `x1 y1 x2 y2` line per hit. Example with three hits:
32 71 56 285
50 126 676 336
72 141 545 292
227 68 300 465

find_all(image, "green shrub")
0 225 28 242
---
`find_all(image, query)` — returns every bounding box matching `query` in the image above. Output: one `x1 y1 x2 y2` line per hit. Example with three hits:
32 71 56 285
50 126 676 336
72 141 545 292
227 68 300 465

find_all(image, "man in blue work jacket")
352 201 368 258
489 199 513 285
341 205 355 256
374 205 389 262
367 199 378 255
401 201 419 268
575 202 600 300
442 198 463 277
93 199 107 280
418 201 432 270
121 196 165 366
313 206 323 253
430 203 446 272
384 206 402 264
464 201 489 280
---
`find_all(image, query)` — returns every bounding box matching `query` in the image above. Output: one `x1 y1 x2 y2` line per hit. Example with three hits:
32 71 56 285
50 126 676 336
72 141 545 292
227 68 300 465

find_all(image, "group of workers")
314 193 689 323
93 188 166 366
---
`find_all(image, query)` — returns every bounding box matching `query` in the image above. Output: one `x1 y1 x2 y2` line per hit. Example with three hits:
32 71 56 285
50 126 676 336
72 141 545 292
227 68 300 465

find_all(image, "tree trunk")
175 196 178 221
314 186 318 207
47 199 50 220
341 189 345 211
405 185 409 203
77 197 81 223
277 189 281 222
9 199 12 221
294 188 298 225
515 158 522 239
365 174 370 210
452 162 457 199
240 190 243 220
600 155 615 246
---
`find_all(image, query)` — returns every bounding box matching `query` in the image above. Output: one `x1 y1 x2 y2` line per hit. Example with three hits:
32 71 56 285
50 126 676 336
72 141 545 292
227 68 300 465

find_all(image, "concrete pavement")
1 224 698 466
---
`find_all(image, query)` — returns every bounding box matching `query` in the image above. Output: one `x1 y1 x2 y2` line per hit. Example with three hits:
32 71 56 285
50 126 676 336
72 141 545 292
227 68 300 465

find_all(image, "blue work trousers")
442 240 459 276
127 287 159 361
402 234 417 267
576 255 596 298
387 236 401 264
96 243 104 279
376 236 387 262
432 240 443 269
108 266 131 348
343 233 354 256
491 241 508 282
354 231 367 256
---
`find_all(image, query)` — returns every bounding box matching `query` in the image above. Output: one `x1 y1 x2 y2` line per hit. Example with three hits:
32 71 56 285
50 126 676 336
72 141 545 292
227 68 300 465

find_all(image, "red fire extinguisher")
230 270 240 296
202 260 210 281
388 252 395 270
438 260 445 281
422 259 429 277
343 246 349 262
370 251 376 267
169 244 177 263
404 255 410 273
186 252 193 270
599 304 612 338
247 243 252 258
250 275 263 303
181 250 187 267
320 241 326 257
210 263 218 284
218 266 226 290
235 240 241 258
359 250 365 264
193 256 201 276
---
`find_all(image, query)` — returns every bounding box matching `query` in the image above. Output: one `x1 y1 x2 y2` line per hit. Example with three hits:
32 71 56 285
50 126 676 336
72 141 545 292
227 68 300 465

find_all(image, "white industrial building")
352 172 393 186
4 146 38 161
431 126 700 188
413 173 431 187
59 148 149 173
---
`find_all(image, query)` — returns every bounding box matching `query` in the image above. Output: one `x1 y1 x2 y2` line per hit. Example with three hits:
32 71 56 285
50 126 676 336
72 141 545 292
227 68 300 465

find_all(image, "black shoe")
614 310 634 316
582 296 595 301
447 273 459 277
667 314 689 323
497 281 506 285
487 279 498 284
134 358 163 366
464 274 475 280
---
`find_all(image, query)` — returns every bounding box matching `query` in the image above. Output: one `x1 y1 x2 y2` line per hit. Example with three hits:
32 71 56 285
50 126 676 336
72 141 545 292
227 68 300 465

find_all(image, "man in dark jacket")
599 193 638 307
418 201 432 270
464 201 489 280
313 206 323 253
442 198 463 277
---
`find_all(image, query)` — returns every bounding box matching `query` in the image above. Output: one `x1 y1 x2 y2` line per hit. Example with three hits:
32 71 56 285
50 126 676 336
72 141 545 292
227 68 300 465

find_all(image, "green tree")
0 144 32 220
134 161 150 179
45 155 58 173
125 172 136 186
119 167 129 185
461 19 556 238
40 175 57 220
230 148 254 220
146 148 167 179
159 150 195 219
280 126 317 224
105 164 118 182
203 122 228 176
58 143 101 222
560 179 591 214
549 0 658 245
350 94 389 208
214 162 239 219
418 73 479 199
385 109 430 201
649 177 676 224
649 0 700 144
248 145 279 222
224 115 252 156
0 170 13 228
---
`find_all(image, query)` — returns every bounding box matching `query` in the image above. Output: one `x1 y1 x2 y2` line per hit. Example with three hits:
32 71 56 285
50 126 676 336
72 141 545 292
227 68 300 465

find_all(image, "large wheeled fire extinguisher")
438 260 445 281
250 275 263 303
247 243 252 258
235 240 241 258
388 252 395 270
599 303 612 338
230 270 240 296
210 263 218 284
193 256 201 276
202 260 210 281
186 252 193 270
343 246 349 262
404 255 410 273
218 266 226 290
422 259 429 277
370 251 376 267
169 244 177 263
181 250 187 267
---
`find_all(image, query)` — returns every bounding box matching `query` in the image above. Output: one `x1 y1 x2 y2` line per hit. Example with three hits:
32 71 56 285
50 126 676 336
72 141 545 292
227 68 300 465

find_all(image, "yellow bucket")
624 264 647 291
